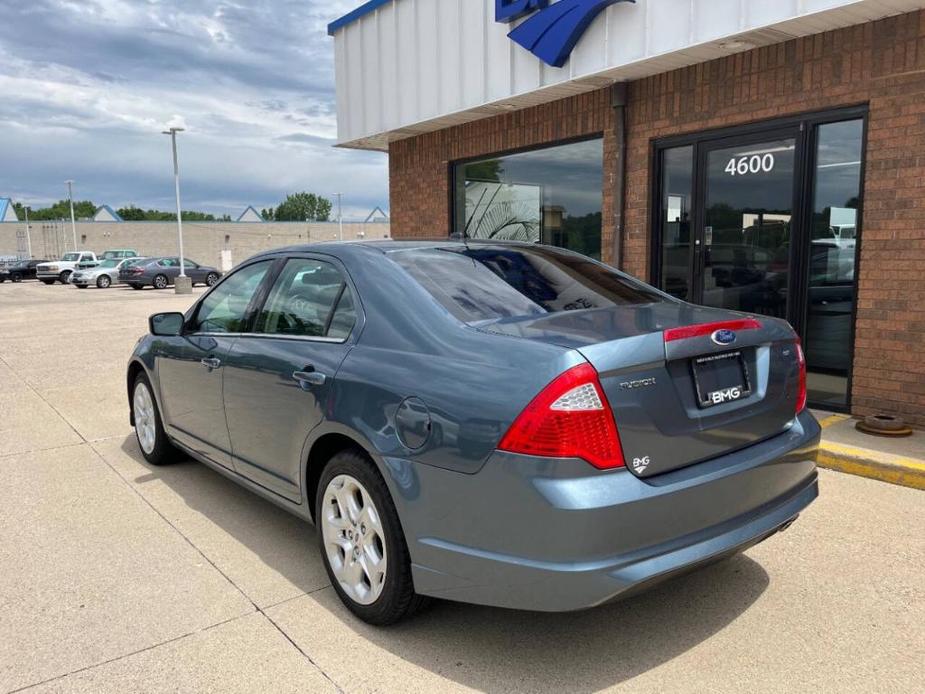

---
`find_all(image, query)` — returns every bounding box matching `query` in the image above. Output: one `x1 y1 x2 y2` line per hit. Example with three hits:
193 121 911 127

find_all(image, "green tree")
26 199 97 220
116 206 220 221
464 159 504 182
274 192 332 222
261 207 275 221
117 205 146 221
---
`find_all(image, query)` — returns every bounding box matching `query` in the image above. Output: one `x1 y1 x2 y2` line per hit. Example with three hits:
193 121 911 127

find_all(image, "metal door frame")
650 105 869 411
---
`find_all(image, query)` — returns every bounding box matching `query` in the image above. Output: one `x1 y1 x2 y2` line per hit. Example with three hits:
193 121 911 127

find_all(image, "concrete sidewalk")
814 411 925 491
2 281 923 693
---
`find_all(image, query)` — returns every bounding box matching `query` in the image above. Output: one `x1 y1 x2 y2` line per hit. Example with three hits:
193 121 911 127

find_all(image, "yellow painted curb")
817 441 925 491
818 414 850 429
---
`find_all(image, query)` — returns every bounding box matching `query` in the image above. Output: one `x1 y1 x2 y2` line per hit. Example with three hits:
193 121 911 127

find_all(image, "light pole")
335 192 343 242
162 127 191 294
23 206 32 258
65 180 78 250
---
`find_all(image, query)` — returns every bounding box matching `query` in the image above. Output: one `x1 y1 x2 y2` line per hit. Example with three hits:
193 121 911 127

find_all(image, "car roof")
248 238 549 261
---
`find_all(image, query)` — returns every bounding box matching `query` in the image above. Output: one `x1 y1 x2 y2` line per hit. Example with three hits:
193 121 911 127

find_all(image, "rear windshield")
391 245 664 322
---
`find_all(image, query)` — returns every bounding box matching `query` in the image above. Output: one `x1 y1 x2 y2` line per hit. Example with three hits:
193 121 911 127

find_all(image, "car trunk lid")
479 303 801 477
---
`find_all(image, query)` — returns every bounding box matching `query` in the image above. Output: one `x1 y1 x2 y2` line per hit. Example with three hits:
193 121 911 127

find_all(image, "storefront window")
453 138 604 259
804 119 864 409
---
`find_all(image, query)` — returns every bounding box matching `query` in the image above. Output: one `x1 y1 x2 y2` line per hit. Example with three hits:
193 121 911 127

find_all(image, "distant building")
364 206 390 223
0 198 19 222
236 206 264 223
93 205 123 222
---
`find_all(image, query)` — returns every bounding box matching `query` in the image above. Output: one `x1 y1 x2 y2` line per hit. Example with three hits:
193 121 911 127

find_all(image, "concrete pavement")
1 280 923 693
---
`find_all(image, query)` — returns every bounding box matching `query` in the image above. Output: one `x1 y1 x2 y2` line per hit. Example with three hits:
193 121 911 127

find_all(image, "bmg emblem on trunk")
711 329 737 346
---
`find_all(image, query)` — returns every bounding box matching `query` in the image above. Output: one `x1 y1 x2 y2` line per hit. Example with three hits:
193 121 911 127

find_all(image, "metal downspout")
611 82 628 271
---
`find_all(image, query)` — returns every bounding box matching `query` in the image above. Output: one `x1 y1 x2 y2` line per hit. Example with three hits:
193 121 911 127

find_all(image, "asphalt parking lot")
1 280 923 693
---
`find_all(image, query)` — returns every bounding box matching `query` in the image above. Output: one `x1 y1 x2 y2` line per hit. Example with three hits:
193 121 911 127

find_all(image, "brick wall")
389 10 925 425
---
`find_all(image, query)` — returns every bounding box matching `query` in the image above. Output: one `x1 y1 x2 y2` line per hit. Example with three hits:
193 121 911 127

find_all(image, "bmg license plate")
692 351 751 408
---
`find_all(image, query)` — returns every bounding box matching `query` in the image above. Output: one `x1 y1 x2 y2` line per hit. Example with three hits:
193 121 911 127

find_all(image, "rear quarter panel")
330 247 579 474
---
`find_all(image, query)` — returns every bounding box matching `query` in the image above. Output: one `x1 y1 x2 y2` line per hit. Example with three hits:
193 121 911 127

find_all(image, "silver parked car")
72 257 144 289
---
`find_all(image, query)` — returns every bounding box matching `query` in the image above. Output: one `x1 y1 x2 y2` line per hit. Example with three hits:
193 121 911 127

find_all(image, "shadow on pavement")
119 436 770 691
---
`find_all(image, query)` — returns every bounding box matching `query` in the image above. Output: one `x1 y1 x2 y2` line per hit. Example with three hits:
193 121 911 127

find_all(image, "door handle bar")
293 370 326 387
200 357 221 369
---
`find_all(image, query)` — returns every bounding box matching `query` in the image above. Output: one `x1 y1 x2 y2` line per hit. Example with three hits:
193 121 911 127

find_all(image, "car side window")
327 289 356 340
191 261 271 334
256 258 356 339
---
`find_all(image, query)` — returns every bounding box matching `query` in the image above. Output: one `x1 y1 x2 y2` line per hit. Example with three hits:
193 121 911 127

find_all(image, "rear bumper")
384 410 820 612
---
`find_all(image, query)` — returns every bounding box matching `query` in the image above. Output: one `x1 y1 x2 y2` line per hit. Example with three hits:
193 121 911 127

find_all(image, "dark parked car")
127 241 819 625
120 257 221 290
0 259 50 282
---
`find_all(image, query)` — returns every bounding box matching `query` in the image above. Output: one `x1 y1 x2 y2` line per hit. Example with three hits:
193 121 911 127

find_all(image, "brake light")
663 318 762 342
498 363 624 469
795 340 807 414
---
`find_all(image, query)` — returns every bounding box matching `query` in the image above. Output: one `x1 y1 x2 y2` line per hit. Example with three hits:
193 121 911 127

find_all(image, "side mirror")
149 312 185 336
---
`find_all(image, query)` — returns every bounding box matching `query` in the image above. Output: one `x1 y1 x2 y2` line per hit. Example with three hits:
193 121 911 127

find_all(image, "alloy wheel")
154 274 168 289
133 382 157 454
321 474 388 605
98 275 111 288
206 272 219 286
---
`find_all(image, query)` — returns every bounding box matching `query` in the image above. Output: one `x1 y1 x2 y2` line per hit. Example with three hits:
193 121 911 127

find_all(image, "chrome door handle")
293 370 326 387
200 357 221 369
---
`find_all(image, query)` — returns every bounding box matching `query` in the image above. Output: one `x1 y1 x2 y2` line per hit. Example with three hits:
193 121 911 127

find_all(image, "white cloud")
0 0 387 220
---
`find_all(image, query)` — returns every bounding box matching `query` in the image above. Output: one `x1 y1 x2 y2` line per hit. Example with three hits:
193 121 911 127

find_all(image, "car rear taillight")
498 363 625 469
795 339 807 414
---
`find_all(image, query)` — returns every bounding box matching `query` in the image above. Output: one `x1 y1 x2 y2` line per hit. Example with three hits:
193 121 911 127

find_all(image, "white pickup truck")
36 252 100 285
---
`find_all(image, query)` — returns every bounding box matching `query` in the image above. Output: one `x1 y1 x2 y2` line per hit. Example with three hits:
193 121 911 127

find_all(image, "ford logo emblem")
712 329 737 346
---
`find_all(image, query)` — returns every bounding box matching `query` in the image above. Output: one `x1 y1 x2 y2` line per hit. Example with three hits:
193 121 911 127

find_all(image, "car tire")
132 373 180 466
41 280 55 285
316 449 429 626
97 275 112 289
153 274 168 290
58 271 71 284
12 274 22 283
206 272 219 287
76 284 88 289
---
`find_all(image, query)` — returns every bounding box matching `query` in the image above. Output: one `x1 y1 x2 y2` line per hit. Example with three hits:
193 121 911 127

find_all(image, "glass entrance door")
699 135 797 317
654 110 866 410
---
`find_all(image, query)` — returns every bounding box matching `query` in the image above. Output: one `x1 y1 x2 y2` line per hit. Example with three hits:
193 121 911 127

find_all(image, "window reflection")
454 138 604 259
805 119 863 409
660 146 693 300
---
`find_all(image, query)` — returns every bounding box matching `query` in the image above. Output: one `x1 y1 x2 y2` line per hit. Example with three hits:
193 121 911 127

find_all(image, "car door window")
191 261 272 334
256 258 356 339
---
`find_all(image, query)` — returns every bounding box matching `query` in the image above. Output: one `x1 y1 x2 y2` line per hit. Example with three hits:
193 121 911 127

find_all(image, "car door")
222 256 360 501
155 260 274 468
184 260 204 282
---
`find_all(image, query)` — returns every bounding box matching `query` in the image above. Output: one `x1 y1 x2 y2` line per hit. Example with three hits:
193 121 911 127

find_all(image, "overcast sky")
0 0 388 219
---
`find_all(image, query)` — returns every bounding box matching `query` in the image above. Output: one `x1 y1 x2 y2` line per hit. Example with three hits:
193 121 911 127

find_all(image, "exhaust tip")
778 515 799 533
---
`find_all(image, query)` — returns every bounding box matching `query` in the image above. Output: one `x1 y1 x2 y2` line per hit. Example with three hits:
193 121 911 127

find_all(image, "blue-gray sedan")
126 240 819 625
